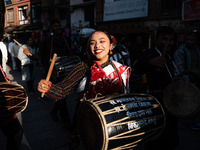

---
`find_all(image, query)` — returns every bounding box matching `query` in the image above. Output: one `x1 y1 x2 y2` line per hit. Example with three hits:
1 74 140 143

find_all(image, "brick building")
3 0 200 43
4 0 42 34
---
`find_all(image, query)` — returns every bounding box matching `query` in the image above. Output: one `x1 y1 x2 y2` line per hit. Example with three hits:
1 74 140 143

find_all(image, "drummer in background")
0 52 24 150
38 20 71 128
174 31 200 130
18 35 39 93
37 30 131 149
133 26 179 150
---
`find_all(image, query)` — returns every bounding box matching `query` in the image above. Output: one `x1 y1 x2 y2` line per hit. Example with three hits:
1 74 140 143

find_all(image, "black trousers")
51 98 71 125
0 118 23 150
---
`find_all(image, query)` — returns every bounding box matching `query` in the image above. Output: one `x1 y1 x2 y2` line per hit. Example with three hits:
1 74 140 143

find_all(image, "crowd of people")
0 21 200 150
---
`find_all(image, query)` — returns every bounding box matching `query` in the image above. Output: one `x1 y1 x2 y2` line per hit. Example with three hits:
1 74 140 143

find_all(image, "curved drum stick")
41 53 57 98
13 39 32 56
13 39 24 48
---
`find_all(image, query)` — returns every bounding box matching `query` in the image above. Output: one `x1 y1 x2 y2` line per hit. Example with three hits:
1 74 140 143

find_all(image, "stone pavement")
1 65 200 150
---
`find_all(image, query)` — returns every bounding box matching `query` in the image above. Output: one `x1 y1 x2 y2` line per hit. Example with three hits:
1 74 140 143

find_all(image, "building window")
4 0 12 5
18 5 29 25
7 9 14 22
32 3 41 23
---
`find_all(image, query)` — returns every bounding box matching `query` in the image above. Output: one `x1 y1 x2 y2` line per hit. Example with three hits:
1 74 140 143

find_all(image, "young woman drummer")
37 31 131 149
37 30 130 100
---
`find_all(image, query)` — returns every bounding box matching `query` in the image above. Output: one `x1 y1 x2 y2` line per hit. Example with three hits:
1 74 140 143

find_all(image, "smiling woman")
38 30 130 100
37 30 131 149
88 31 113 65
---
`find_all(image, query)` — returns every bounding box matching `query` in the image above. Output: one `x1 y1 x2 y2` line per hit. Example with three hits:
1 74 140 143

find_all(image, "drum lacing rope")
0 86 27 111
95 93 102 99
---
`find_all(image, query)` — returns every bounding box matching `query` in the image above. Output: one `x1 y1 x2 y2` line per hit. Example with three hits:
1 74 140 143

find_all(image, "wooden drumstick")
13 39 32 56
41 53 57 98
162 37 170 57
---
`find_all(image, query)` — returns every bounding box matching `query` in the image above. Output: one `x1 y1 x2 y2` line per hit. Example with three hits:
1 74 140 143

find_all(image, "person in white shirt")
8 37 18 70
0 37 8 72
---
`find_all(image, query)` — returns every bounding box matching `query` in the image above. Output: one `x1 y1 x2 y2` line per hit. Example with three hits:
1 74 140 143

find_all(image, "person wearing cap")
38 20 72 128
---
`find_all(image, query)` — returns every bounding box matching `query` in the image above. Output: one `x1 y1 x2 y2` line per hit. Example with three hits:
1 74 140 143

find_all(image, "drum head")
77 102 104 150
163 80 200 118
0 82 28 115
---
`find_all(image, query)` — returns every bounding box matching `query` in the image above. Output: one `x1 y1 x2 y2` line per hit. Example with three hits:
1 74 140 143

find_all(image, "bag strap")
110 61 124 93
0 65 9 82
83 69 91 94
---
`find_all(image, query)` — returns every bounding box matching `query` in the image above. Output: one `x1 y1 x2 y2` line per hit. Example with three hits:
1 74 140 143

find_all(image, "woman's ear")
110 43 114 50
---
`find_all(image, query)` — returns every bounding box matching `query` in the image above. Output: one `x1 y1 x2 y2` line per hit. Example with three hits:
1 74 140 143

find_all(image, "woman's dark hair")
84 31 112 66
86 30 112 49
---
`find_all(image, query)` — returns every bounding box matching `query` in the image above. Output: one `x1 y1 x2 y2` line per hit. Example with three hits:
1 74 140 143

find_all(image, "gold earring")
109 49 113 55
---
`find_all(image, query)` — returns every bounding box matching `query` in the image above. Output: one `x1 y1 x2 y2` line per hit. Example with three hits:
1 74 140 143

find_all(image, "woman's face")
89 31 112 65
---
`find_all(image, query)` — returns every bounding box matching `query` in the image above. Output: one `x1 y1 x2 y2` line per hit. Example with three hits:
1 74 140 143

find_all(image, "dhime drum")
0 82 28 116
163 71 200 119
163 80 200 119
52 55 81 82
77 93 165 150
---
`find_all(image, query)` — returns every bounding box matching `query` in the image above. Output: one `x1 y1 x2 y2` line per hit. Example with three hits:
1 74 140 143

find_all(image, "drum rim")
77 100 108 149
87 100 109 150
0 82 28 114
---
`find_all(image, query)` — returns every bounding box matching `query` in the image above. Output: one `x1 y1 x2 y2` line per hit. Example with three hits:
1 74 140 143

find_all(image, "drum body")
52 55 81 82
0 82 28 116
77 93 165 150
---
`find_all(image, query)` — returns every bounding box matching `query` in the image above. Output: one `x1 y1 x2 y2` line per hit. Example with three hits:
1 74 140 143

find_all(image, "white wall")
71 8 84 25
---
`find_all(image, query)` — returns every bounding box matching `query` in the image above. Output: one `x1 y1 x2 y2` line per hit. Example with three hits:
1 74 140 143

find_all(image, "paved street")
0 65 200 150
0 65 70 150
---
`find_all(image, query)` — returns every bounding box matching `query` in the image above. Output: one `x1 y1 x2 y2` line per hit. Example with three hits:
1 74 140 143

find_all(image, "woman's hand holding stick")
41 53 57 98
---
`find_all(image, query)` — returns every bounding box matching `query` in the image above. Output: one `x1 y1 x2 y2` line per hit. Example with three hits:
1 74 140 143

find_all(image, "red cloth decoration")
85 61 122 99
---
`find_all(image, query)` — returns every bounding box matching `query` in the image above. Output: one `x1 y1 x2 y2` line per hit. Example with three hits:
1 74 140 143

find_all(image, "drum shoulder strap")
83 70 91 94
